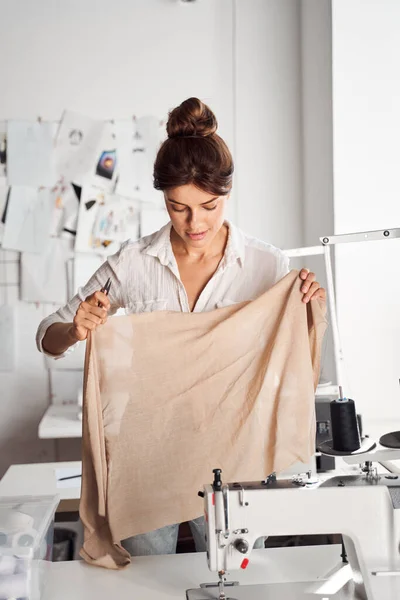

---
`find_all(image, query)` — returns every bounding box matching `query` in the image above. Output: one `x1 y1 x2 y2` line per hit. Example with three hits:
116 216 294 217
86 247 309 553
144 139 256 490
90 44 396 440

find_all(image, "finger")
80 302 107 320
76 309 103 326
78 318 99 331
303 281 320 303
73 317 99 335
301 272 316 294
87 291 111 310
311 288 326 301
300 268 309 281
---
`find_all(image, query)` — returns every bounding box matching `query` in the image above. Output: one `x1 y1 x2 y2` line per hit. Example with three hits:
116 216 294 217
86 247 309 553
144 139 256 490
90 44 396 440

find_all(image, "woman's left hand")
299 269 326 303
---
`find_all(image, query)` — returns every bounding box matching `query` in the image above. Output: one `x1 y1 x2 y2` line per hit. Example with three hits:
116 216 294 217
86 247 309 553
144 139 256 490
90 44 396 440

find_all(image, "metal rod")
320 228 400 246
284 245 325 258
324 245 345 391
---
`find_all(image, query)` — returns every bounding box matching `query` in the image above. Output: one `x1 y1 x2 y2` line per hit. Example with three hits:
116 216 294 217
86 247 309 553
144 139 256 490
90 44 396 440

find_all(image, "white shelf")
0 461 81 501
38 404 82 439
316 383 339 397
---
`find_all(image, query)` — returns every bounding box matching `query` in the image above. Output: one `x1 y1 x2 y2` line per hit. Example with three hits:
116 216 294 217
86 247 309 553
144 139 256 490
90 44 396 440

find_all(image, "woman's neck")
171 223 229 262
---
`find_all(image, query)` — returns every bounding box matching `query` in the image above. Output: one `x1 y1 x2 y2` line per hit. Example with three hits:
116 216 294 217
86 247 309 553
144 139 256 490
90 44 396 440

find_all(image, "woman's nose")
188 210 199 226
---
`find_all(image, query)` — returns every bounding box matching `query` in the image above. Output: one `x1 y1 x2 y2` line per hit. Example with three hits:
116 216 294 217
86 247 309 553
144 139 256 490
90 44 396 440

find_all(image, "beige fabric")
79 270 327 569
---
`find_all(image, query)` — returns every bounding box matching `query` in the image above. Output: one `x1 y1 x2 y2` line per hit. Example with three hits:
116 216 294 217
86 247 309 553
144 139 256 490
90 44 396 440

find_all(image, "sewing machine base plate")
186 580 357 599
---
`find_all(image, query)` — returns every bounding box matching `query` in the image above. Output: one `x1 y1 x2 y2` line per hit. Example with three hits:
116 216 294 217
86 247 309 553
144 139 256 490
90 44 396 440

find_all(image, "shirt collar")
142 219 245 268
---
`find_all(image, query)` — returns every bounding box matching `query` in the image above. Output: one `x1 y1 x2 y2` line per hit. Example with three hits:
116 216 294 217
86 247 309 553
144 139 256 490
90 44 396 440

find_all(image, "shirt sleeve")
36 250 124 358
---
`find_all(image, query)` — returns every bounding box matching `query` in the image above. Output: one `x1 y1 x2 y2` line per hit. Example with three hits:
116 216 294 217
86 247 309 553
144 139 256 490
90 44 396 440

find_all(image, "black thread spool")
330 398 361 453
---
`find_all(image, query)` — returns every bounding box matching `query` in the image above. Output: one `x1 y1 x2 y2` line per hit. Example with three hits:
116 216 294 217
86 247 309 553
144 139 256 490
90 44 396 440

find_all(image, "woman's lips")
187 231 207 240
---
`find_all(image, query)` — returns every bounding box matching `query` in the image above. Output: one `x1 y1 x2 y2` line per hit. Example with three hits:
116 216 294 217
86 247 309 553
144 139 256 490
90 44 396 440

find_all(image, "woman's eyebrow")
167 197 219 206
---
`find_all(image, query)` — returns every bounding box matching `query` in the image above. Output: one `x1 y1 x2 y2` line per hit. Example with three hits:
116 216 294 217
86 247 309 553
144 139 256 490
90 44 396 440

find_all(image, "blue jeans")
121 516 265 556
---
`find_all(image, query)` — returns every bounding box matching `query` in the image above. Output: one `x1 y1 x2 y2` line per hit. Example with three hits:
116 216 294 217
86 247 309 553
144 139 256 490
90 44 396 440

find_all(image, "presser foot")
185 579 239 600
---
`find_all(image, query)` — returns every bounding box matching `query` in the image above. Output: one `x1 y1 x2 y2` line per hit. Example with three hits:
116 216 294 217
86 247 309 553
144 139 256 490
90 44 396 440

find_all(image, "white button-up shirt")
36 221 289 356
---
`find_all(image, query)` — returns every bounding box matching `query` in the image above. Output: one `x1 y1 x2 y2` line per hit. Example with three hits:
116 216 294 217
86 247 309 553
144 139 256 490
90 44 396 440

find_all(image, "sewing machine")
186 462 400 600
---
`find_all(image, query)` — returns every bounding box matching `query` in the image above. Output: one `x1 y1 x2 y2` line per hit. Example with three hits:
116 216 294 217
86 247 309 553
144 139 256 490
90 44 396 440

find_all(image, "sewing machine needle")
218 571 226 600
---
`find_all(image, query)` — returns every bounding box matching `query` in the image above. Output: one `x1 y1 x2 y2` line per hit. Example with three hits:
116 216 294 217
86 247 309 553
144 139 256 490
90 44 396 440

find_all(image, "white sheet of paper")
54 111 106 187
114 119 138 198
93 196 140 243
73 253 103 292
115 116 164 207
133 116 164 207
56 466 82 489
49 182 79 239
7 120 57 187
140 206 170 236
0 305 15 371
21 237 73 304
76 187 138 255
2 187 53 253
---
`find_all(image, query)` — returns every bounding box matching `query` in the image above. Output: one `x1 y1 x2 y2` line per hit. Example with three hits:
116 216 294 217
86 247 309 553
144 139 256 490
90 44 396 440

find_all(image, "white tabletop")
38 405 82 439
43 545 400 600
43 545 341 599
0 461 81 509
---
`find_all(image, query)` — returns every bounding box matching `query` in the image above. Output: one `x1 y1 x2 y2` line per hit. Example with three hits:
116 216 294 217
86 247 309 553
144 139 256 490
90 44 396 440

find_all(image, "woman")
36 97 326 556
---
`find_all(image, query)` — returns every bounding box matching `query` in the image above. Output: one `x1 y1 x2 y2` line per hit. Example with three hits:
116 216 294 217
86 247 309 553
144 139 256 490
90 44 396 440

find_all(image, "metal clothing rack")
285 227 400 448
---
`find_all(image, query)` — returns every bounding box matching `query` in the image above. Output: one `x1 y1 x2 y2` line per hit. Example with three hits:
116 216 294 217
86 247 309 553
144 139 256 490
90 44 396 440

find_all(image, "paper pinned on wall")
141 206 170 237
114 120 138 198
0 305 15 371
75 186 140 255
21 237 73 304
134 116 164 207
2 187 53 253
115 116 164 207
49 182 80 239
73 253 103 292
54 111 106 187
7 120 57 187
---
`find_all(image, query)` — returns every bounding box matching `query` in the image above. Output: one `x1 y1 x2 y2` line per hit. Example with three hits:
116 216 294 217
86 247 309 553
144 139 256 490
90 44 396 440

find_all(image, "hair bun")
166 97 218 139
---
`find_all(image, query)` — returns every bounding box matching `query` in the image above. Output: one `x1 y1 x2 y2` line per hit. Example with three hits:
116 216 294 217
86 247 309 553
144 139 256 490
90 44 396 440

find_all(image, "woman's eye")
171 207 186 213
204 205 217 211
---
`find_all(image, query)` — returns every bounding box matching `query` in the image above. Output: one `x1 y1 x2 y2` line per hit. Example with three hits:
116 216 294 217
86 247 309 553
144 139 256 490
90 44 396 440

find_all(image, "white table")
42 545 400 600
38 405 82 439
0 461 81 511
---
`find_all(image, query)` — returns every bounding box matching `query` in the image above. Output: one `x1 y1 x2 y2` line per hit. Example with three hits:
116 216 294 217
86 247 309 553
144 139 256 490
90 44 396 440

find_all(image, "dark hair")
153 97 234 195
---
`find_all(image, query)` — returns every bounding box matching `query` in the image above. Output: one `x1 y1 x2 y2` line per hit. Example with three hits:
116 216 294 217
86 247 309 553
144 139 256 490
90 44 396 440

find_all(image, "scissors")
98 277 111 308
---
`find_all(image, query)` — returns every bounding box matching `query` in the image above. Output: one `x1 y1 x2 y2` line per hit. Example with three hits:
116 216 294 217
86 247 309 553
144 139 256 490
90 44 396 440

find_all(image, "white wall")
0 0 235 476
300 0 335 384
332 0 400 425
235 0 304 249
0 0 332 475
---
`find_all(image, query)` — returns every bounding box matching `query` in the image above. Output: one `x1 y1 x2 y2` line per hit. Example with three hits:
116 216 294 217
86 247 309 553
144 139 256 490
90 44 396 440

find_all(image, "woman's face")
164 183 227 249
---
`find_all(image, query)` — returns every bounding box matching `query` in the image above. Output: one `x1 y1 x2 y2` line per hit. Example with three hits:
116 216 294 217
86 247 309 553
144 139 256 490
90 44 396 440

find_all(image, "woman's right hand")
71 291 110 341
